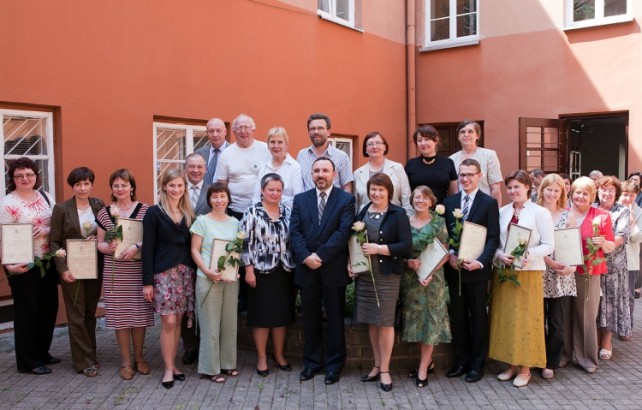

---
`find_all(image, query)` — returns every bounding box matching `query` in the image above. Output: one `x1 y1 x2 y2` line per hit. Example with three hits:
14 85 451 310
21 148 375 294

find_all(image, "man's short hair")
460 158 481 174
307 113 331 130
312 156 336 171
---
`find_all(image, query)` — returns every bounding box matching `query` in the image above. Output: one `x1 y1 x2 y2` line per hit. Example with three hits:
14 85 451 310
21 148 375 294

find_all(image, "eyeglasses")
13 173 36 180
459 172 479 179
234 125 252 132
366 142 385 148
112 184 131 190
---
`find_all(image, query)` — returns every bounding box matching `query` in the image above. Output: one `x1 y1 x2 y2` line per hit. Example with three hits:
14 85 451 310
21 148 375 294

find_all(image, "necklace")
421 155 436 165
368 209 387 221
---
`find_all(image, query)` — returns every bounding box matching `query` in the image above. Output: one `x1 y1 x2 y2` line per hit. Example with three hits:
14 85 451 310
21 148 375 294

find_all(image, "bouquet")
352 221 380 308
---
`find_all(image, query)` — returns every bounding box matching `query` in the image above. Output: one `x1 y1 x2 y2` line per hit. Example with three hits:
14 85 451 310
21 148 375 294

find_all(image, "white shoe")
541 368 554 379
497 367 517 381
513 373 531 387
599 348 612 360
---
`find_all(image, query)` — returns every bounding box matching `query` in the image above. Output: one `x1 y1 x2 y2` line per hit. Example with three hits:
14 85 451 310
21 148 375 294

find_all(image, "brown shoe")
134 361 150 375
120 365 134 380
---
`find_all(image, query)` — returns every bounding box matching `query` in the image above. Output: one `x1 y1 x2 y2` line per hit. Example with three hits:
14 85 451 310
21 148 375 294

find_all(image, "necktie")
190 185 199 207
207 148 220 184
462 195 470 221
318 192 327 225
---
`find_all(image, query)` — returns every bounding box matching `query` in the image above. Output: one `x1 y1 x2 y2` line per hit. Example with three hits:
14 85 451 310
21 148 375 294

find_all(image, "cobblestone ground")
1 300 642 409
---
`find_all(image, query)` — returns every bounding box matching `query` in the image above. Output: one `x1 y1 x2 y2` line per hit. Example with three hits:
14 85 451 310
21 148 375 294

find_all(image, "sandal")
211 374 226 383
409 361 435 378
599 348 612 360
221 369 239 377
119 365 134 380
134 361 150 375
81 365 98 377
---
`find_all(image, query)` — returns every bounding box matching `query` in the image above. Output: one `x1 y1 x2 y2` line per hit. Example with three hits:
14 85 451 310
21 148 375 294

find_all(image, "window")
1 109 55 197
153 121 208 199
330 135 354 170
318 0 357 28
518 118 566 174
423 0 479 51
428 121 485 156
565 0 631 29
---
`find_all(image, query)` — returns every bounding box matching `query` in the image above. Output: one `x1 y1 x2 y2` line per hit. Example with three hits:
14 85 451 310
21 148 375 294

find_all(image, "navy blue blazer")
443 190 500 283
290 187 355 288
355 203 412 275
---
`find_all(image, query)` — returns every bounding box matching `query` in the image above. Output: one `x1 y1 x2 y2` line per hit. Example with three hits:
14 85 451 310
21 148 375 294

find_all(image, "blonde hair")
536 173 567 209
570 176 597 204
267 126 289 145
158 168 194 226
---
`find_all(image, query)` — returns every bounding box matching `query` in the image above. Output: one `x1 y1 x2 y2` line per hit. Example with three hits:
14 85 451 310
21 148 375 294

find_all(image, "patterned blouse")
240 203 294 273
543 210 576 298
0 191 54 258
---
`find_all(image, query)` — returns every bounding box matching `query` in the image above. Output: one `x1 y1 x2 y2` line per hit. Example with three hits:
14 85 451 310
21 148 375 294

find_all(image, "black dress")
404 156 457 204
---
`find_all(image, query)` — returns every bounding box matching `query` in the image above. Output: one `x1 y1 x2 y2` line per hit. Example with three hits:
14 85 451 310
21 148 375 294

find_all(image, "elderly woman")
0 157 58 375
142 169 196 389
563 176 615 374
595 176 631 358
49 167 104 377
252 127 303 210
619 181 642 331
354 132 412 213
536 174 577 379
96 169 153 380
449 120 503 206
489 170 555 388
405 125 458 204
400 186 450 388
190 182 241 383
351 173 412 392
242 174 295 377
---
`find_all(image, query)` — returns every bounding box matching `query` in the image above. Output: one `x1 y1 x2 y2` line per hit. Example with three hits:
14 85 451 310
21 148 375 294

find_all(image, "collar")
462 188 479 203
316 185 333 198
210 141 228 154
189 180 204 190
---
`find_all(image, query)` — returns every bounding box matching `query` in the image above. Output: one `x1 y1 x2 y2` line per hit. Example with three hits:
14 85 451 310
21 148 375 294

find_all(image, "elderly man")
297 113 353 193
196 118 229 185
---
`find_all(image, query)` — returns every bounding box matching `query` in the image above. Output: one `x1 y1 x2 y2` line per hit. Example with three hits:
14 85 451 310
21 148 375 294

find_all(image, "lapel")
65 197 83 237
195 184 209 214
318 188 340 227
467 192 483 222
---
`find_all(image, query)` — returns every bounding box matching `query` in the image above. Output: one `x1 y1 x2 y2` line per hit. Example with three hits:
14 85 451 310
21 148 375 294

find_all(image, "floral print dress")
543 210 576 298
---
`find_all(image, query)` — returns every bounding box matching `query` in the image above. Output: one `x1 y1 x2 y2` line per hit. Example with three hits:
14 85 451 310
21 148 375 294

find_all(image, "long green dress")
400 213 452 345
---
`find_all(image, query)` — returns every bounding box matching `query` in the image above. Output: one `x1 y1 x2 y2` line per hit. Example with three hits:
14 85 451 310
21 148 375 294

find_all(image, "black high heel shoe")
409 361 435 378
161 378 174 389
415 375 428 388
173 373 186 381
360 365 380 382
272 355 291 371
380 371 393 392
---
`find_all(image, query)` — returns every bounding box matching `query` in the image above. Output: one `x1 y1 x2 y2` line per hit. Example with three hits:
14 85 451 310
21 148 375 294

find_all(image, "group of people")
1 113 640 392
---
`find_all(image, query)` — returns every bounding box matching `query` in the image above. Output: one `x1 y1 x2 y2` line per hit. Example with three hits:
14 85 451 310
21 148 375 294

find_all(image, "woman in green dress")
401 186 451 388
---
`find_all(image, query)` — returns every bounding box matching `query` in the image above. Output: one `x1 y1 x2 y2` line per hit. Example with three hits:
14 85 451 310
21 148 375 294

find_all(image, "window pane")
318 0 330 13
431 18 450 41
156 127 186 161
431 0 450 19
335 0 351 22
573 0 595 22
193 130 208 152
457 0 476 14
3 116 48 156
456 14 476 37
604 0 627 17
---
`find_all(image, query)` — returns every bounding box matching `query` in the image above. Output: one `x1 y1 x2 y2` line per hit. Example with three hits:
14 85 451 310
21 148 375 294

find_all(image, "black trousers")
8 264 59 372
544 296 572 369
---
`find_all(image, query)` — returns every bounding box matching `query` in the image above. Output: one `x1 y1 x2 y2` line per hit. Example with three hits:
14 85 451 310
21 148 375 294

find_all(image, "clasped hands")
447 254 482 271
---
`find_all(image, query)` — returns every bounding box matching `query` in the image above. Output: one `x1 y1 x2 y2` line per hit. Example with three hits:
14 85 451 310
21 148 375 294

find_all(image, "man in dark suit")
290 157 355 385
195 117 229 185
443 158 500 383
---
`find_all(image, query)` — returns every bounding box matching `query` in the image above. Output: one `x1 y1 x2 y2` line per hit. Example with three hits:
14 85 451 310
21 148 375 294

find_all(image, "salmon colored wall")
414 0 642 176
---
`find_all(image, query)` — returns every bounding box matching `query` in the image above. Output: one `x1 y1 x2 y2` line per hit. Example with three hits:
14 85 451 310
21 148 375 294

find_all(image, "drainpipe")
405 0 416 162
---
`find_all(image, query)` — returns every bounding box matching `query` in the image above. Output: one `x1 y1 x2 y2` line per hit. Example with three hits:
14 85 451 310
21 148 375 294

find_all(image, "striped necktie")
190 185 199 207
462 195 470 221
318 192 327 225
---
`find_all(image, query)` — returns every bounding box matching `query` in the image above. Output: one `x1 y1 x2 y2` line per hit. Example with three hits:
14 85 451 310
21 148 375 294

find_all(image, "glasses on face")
366 141 384 148
13 173 36 180
459 172 479 179
234 125 252 132
112 184 131 190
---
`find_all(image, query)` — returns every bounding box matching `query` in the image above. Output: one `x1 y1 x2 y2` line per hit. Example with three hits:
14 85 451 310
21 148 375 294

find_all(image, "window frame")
422 0 480 52
1 108 55 198
564 0 632 30
317 0 358 30
329 135 355 170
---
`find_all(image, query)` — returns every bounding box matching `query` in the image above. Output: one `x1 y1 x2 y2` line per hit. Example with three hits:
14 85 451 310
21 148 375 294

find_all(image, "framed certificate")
211 239 239 282
349 236 370 274
66 239 98 279
553 227 584 266
504 223 532 268
115 218 143 260
1 223 34 264
416 240 449 281
458 221 487 262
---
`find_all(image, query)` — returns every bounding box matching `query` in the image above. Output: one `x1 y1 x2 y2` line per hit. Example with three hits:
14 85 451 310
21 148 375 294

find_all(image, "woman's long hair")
158 168 194 226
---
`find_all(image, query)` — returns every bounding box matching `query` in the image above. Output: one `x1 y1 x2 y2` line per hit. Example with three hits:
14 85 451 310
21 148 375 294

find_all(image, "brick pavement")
1 301 642 409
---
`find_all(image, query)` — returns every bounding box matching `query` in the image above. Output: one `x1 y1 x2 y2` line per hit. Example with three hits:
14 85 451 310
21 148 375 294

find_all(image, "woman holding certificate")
142 169 195 389
96 169 152 381
401 186 450 388
489 170 555 387
352 173 412 392
240 173 295 377
536 174 577 380
190 182 241 383
0 157 58 375
49 167 104 377
595 176 631 360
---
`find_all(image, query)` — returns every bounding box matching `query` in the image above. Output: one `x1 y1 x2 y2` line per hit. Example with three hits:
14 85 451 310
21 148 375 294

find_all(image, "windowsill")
420 37 480 52
317 11 363 33
564 15 633 31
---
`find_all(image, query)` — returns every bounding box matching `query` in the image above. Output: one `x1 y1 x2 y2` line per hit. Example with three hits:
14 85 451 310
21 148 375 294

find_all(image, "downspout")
405 0 416 162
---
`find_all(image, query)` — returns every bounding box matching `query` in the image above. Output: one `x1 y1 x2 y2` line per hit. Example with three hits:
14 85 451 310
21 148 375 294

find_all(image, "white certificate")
1 223 34 264
553 227 584 266
417 240 449 282
348 235 370 274
504 223 532 268
458 221 487 262
211 239 239 282
115 218 143 260
66 239 98 280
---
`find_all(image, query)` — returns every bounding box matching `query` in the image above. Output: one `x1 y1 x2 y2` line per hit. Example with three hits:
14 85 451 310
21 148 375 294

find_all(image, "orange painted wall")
414 0 642 175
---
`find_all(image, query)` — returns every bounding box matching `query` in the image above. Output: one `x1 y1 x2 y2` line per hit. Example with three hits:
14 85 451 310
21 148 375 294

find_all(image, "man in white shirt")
196 118 229 185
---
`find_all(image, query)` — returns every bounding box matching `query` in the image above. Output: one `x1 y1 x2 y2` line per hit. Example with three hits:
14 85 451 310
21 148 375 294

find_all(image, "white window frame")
317 0 356 29
152 121 206 201
0 109 55 198
422 0 480 51
330 137 354 170
565 0 632 30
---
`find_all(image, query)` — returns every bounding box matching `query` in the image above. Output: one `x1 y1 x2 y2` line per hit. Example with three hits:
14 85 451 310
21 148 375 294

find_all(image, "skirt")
354 271 401 327
247 265 294 328
153 264 195 323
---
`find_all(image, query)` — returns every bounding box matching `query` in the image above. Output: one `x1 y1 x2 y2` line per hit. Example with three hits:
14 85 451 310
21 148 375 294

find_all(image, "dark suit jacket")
49 196 105 275
290 187 355 288
355 203 412 275
191 182 211 216
443 190 500 283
